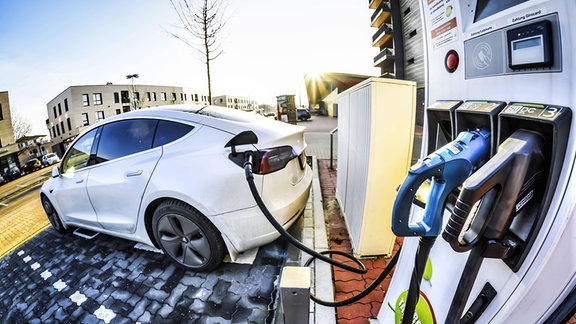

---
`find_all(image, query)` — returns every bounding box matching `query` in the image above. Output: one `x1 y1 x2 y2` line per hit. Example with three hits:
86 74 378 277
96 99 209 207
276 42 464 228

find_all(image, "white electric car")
40 105 312 271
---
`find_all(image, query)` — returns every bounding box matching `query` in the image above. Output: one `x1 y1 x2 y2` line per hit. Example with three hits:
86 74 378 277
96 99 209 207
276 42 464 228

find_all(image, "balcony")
374 48 396 74
369 0 384 10
371 1 391 28
372 23 393 48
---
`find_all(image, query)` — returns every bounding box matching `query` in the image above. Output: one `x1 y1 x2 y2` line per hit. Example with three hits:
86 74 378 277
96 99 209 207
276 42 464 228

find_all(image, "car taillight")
258 146 297 174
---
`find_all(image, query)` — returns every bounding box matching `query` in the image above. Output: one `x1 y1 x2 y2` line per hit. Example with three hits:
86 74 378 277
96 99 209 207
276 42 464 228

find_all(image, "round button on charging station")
445 50 459 73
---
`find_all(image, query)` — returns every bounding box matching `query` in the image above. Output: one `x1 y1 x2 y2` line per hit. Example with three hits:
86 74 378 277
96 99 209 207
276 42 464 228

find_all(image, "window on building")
114 92 120 103
52 126 56 138
116 109 121 115
61 121 65 134
93 93 102 105
135 92 140 102
151 92 157 101
53 106 57 118
180 93 184 101
67 118 72 131
160 92 166 101
58 103 62 116
194 94 198 101
96 111 105 122
146 92 151 101
121 91 130 104
64 98 69 111
82 94 90 106
56 124 61 136
0 103 3 120
172 93 177 101
183 93 187 101
82 113 89 126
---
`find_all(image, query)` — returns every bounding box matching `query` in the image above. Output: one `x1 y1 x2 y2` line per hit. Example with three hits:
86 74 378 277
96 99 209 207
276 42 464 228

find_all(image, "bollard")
280 266 311 324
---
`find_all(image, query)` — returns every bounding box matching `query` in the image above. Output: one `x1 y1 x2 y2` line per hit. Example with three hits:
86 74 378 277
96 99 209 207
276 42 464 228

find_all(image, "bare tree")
11 109 32 141
168 0 228 104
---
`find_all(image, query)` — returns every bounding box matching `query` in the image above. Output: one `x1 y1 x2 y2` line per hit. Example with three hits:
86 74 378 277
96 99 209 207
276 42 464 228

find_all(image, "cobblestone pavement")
0 227 288 323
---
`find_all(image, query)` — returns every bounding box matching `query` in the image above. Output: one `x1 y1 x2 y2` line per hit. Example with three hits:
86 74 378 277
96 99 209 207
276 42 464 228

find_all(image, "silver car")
40 105 312 271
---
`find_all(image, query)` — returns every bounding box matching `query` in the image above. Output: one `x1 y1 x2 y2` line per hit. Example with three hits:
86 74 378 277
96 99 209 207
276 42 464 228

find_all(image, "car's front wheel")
152 200 226 272
41 196 72 234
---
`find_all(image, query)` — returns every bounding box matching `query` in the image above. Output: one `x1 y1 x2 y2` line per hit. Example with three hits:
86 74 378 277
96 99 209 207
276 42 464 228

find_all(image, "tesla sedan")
40 105 312 271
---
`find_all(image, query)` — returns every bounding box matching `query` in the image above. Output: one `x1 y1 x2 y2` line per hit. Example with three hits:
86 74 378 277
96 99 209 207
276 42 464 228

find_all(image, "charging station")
379 0 576 323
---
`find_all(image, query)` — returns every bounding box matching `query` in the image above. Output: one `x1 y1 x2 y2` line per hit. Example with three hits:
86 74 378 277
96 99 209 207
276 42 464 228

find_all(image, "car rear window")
152 120 194 148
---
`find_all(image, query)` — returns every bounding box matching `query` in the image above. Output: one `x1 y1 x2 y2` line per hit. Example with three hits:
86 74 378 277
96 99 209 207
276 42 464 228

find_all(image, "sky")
0 0 379 135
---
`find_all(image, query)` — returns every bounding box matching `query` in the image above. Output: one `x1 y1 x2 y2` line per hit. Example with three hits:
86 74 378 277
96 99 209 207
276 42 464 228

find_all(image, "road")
298 115 339 160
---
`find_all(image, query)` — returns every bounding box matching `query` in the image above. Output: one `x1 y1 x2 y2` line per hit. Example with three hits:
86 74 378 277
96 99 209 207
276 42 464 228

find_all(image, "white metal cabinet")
336 78 416 256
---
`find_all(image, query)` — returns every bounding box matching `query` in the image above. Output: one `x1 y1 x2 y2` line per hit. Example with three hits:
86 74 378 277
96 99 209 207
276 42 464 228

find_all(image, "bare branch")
168 0 228 103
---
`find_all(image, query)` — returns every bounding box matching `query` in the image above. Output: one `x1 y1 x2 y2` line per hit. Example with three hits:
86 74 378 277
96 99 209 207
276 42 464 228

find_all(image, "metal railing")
330 127 338 170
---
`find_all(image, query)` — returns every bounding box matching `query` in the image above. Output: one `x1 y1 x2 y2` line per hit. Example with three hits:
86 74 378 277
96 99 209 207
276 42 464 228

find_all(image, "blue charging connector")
392 129 491 237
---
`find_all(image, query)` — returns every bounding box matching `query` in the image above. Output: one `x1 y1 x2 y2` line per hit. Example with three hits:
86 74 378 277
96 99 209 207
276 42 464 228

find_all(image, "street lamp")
126 74 139 110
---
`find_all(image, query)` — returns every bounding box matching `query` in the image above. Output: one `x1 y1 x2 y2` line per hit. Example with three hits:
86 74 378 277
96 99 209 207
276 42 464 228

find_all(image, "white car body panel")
87 147 162 233
41 104 312 262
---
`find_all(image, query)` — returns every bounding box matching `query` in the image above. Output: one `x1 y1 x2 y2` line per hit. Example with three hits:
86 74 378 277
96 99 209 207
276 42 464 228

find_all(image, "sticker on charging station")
504 104 564 120
427 0 458 48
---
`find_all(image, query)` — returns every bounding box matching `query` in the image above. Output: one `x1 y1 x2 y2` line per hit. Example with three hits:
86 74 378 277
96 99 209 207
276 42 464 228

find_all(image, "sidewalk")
305 158 399 324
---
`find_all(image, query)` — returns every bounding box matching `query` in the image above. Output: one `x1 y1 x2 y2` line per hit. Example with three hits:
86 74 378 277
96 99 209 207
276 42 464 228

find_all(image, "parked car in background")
40 104 312 272
297 108 311 121
42 153 60 166
5 166 21 181
23 158 42 174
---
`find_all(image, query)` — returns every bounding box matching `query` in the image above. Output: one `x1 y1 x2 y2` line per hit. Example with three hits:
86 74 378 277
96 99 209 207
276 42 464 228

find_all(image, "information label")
427 0 458 48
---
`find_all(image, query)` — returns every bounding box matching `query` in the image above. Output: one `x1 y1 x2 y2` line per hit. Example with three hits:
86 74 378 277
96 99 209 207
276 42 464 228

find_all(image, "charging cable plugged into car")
227 130 400 307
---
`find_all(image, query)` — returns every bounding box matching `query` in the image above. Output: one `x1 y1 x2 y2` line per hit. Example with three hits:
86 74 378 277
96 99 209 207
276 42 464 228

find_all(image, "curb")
311 155 336 324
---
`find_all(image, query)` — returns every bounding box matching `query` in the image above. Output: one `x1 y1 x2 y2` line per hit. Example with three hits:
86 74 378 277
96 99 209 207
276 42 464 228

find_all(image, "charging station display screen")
474 0 529 22
513 36 541 50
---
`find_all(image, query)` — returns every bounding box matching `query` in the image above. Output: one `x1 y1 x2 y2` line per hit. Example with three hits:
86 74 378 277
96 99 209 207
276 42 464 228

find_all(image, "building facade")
0 91 21 175
212 95 258 111
46 84 209 156
370 0 425 127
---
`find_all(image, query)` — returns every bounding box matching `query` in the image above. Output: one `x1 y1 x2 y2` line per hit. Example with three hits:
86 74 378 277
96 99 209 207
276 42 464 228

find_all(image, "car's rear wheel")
152 200 225 272
41 196 72 234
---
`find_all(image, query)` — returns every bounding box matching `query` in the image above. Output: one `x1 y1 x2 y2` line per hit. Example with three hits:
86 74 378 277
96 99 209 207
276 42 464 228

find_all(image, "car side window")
61 128 99 174
152 120 194 148
95 119 158 163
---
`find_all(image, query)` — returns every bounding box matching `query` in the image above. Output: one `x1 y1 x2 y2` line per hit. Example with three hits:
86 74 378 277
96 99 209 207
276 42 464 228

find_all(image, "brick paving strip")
0 179 50 258
317 160 402 324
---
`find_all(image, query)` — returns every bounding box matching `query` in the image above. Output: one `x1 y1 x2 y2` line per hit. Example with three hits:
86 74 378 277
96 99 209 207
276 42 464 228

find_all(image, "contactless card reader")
507 20 553 69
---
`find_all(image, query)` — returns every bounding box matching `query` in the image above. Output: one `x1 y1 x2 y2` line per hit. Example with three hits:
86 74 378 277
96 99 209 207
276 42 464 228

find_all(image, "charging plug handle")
443 129 544 252
392 129 490 237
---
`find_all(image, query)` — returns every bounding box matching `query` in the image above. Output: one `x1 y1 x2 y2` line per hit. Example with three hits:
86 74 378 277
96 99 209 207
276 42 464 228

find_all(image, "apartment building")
46 84 209 156
212 95 258 111
0 91 21 174
369 0 425 125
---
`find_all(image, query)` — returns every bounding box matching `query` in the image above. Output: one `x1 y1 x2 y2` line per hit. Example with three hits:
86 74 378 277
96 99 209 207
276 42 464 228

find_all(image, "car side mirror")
51 166 60 178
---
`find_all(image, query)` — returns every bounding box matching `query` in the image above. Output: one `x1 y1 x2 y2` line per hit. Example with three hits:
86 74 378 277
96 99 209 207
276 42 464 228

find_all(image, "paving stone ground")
0 228 287 323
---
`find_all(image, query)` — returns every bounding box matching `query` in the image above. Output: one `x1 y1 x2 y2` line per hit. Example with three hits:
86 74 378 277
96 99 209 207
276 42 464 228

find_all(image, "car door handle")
75 179 84 184
125 170 143 177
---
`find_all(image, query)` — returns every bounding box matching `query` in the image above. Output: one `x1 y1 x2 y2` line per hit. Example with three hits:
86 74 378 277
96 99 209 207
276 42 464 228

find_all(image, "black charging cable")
243 152 401 307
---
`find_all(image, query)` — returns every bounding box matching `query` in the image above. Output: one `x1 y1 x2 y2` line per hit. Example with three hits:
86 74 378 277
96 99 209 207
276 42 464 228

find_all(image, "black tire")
152 200 226 272
41 196 72 234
